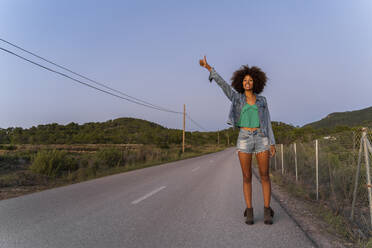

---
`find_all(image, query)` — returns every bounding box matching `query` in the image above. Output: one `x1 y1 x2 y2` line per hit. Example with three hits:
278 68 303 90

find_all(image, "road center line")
131 186 167 204
191 166 200 172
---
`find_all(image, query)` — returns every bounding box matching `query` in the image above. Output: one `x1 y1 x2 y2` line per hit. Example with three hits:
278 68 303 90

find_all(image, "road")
0 147 316 248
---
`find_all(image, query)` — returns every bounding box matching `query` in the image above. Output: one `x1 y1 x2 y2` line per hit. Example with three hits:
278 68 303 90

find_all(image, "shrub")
159 142 170 149
0 145 17 150
30 149 77 178
94 148 123 168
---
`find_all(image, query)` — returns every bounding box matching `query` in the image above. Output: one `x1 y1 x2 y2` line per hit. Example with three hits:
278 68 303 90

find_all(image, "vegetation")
0 117 237 146
29 150 78 178
303 106 372 129
269 128 372 245
0 143 227 199
0 117 365 148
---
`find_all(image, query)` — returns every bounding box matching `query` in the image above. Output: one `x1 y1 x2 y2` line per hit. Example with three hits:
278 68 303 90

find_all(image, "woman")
199 55 276 225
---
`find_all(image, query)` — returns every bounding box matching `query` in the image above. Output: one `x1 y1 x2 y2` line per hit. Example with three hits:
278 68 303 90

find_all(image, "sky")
1 0 371 131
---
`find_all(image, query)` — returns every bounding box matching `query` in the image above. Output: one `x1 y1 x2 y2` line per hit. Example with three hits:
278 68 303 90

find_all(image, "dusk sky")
1 0 371 131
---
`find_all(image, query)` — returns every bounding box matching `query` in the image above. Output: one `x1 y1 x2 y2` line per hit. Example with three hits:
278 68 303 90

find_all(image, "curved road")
0 147 316 248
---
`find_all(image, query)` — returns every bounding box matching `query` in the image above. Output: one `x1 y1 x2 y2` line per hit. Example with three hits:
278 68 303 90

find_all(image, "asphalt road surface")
0 147 316 248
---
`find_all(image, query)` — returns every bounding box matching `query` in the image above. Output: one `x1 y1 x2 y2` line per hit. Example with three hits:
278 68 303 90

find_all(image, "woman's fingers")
199 58 206 67
270 146 276 157
199 59 205 67
199 55 208 68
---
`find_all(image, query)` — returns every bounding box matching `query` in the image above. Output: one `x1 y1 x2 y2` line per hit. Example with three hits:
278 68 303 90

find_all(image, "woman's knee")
243 173 252 183
259 172 270 182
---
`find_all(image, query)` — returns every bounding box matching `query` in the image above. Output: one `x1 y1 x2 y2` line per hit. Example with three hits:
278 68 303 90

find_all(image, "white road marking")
131 186 167 204
191 166 200 172
210 160 214 163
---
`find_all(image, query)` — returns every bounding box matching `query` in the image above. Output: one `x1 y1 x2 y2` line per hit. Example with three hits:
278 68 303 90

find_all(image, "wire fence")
270 127 372 239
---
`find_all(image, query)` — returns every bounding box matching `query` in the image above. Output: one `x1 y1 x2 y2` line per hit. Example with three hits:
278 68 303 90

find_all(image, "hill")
0 117 234 146
303 106 372 129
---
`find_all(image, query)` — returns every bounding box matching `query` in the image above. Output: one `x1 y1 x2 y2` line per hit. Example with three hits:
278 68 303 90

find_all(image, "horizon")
2 104 371 130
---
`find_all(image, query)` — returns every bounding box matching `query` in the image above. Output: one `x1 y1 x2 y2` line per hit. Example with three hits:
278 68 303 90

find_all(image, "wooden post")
182 104 185 153
362 128 372 227
281 144 284 174
274 147 277 170
351 134 364 221
227 133 229 145
316 139 319 200
366 134 372 155
217 130 220 145
294 143 298 181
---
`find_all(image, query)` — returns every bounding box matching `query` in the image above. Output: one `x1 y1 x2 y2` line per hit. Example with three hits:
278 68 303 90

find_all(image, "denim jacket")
208 67 276 145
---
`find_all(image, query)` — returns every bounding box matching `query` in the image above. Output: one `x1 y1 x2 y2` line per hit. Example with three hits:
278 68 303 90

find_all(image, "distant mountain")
303 106 372 129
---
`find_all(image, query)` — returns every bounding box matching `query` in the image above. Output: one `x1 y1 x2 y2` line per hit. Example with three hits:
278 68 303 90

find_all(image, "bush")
30 149 77 178
94 148 123 168
0 145 17 150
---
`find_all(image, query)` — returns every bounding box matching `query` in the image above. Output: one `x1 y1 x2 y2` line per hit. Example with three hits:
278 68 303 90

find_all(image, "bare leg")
256 150 271 208
238 151 253 208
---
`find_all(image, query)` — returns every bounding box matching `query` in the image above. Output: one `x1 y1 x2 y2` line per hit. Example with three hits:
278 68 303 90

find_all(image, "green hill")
0 117 235 146
2 105 371 146
303 106 372 129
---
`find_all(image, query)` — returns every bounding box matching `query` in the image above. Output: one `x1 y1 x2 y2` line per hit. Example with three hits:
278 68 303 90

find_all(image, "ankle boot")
264 206 274 225
243 207 254 225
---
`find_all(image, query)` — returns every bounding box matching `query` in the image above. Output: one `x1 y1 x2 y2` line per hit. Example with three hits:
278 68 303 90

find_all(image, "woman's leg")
255 150 271 208
238 151 253 208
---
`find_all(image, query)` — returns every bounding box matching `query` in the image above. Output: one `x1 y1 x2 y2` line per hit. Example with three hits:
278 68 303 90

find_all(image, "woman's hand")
270 145 276 157
199 55 212 71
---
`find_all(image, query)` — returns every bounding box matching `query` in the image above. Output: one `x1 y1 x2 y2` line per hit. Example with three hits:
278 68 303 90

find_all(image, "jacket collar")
242 93 263 102
240 93 264 108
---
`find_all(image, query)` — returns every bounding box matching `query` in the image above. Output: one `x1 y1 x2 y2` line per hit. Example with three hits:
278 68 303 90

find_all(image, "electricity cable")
0 46 180 113
0 38 180 114
1 46 209 131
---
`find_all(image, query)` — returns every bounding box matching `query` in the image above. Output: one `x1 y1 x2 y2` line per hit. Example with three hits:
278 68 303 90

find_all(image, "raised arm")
199 55 238 102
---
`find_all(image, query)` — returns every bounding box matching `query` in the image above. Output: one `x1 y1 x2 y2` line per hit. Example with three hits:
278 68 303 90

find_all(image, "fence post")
362 128 372 227
350 134 364 221
281 144 284 174
366 135 372 154
294 143 298 182
316 139 319 200
274 146 277 170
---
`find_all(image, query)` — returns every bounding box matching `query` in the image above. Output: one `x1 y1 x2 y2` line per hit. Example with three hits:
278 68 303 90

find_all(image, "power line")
0 46 181 113
0 38 179 114
1 46 209 131
186 113 207 131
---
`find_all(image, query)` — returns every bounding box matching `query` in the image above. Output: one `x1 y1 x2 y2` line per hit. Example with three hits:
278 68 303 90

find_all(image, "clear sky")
1 0 371 131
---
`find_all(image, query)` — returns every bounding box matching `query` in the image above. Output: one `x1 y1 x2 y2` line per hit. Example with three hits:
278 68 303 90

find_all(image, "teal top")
238 103 260 128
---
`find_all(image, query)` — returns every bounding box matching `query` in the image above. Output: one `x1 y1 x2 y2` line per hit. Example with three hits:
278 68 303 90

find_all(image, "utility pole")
217 130 220 145
281 144 284 174
182 104 185 153
294 143 298 181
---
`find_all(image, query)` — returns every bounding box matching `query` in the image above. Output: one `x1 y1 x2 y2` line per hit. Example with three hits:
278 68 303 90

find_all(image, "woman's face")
242 74 253 91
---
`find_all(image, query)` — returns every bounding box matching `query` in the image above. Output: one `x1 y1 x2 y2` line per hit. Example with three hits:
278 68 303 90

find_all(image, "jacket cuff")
208 67 215 82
